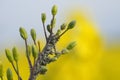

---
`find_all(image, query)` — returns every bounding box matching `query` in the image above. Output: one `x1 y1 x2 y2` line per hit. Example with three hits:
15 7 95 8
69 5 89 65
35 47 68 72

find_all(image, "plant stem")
29 34 57 80
33 58 35 66
16 62 20 80
42 22 47 42
58 29 68 38
33 40 36 46
51 15 55 34
28 44 48 80
25 39 33 69
28 28 68 80
11 62 22 80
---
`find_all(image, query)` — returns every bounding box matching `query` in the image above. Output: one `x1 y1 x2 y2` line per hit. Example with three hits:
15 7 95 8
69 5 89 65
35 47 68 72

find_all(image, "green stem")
16 62 20 80
25 39 33 69
34 40 37 65
42 22 47 42
33 40 36 46
58 29 68 38
11 62 22 80
34 58 35 66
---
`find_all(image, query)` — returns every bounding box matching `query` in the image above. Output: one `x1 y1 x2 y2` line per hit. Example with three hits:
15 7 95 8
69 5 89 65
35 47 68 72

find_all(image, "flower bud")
37 40 41 52
47 25 51 33
6 68 13 80
51 18 56 28
67 20 76 29
61 49 69 54
40 66 47 74
5 49 13 63
27 45 32 56
66 41 76 50
0 61 3 77
50 57 57 62
12 47 19 62
60 23 66 30
32 45 38 59
51 5 57 16
55 52 61 57
41 13 46 23
30 28 36 41
56 29 61 36
19 27 28 40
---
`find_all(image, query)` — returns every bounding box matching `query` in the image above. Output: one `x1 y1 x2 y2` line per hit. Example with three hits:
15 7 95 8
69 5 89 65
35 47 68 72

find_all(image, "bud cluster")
2 5 76 80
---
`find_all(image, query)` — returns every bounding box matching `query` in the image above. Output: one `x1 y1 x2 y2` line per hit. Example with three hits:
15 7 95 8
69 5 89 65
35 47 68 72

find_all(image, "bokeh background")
0 0 120 80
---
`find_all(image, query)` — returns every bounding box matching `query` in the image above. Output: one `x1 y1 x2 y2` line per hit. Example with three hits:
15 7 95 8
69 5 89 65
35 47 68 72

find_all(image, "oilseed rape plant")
0 5 76 80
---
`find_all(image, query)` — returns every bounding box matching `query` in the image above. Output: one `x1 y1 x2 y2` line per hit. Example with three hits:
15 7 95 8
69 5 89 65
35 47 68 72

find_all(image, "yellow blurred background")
0 0 120 80
1 10 120 80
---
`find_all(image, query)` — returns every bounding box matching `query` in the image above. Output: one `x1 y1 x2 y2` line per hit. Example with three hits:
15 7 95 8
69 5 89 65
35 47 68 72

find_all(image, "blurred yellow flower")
2 9 120 80
38 10 103 80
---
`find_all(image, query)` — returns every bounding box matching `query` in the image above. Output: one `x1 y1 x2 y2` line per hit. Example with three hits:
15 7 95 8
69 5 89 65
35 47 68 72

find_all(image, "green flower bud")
56 29 61 36
55 52 61 57
47 25 51 33
27 45 32 56
40 66 47 74
50 57 57 62
66 41 76 50
19 27 28 40
30 28 36 41
60 23 67 30
61 49 69 54
41 13 46 23
37 40 41 52
0 61 3 77
6 68 13 80
51 5 57 16
5 49 13 63
32 45 38 59
67 20 76 29
12 47 19 62
51 18 56 28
